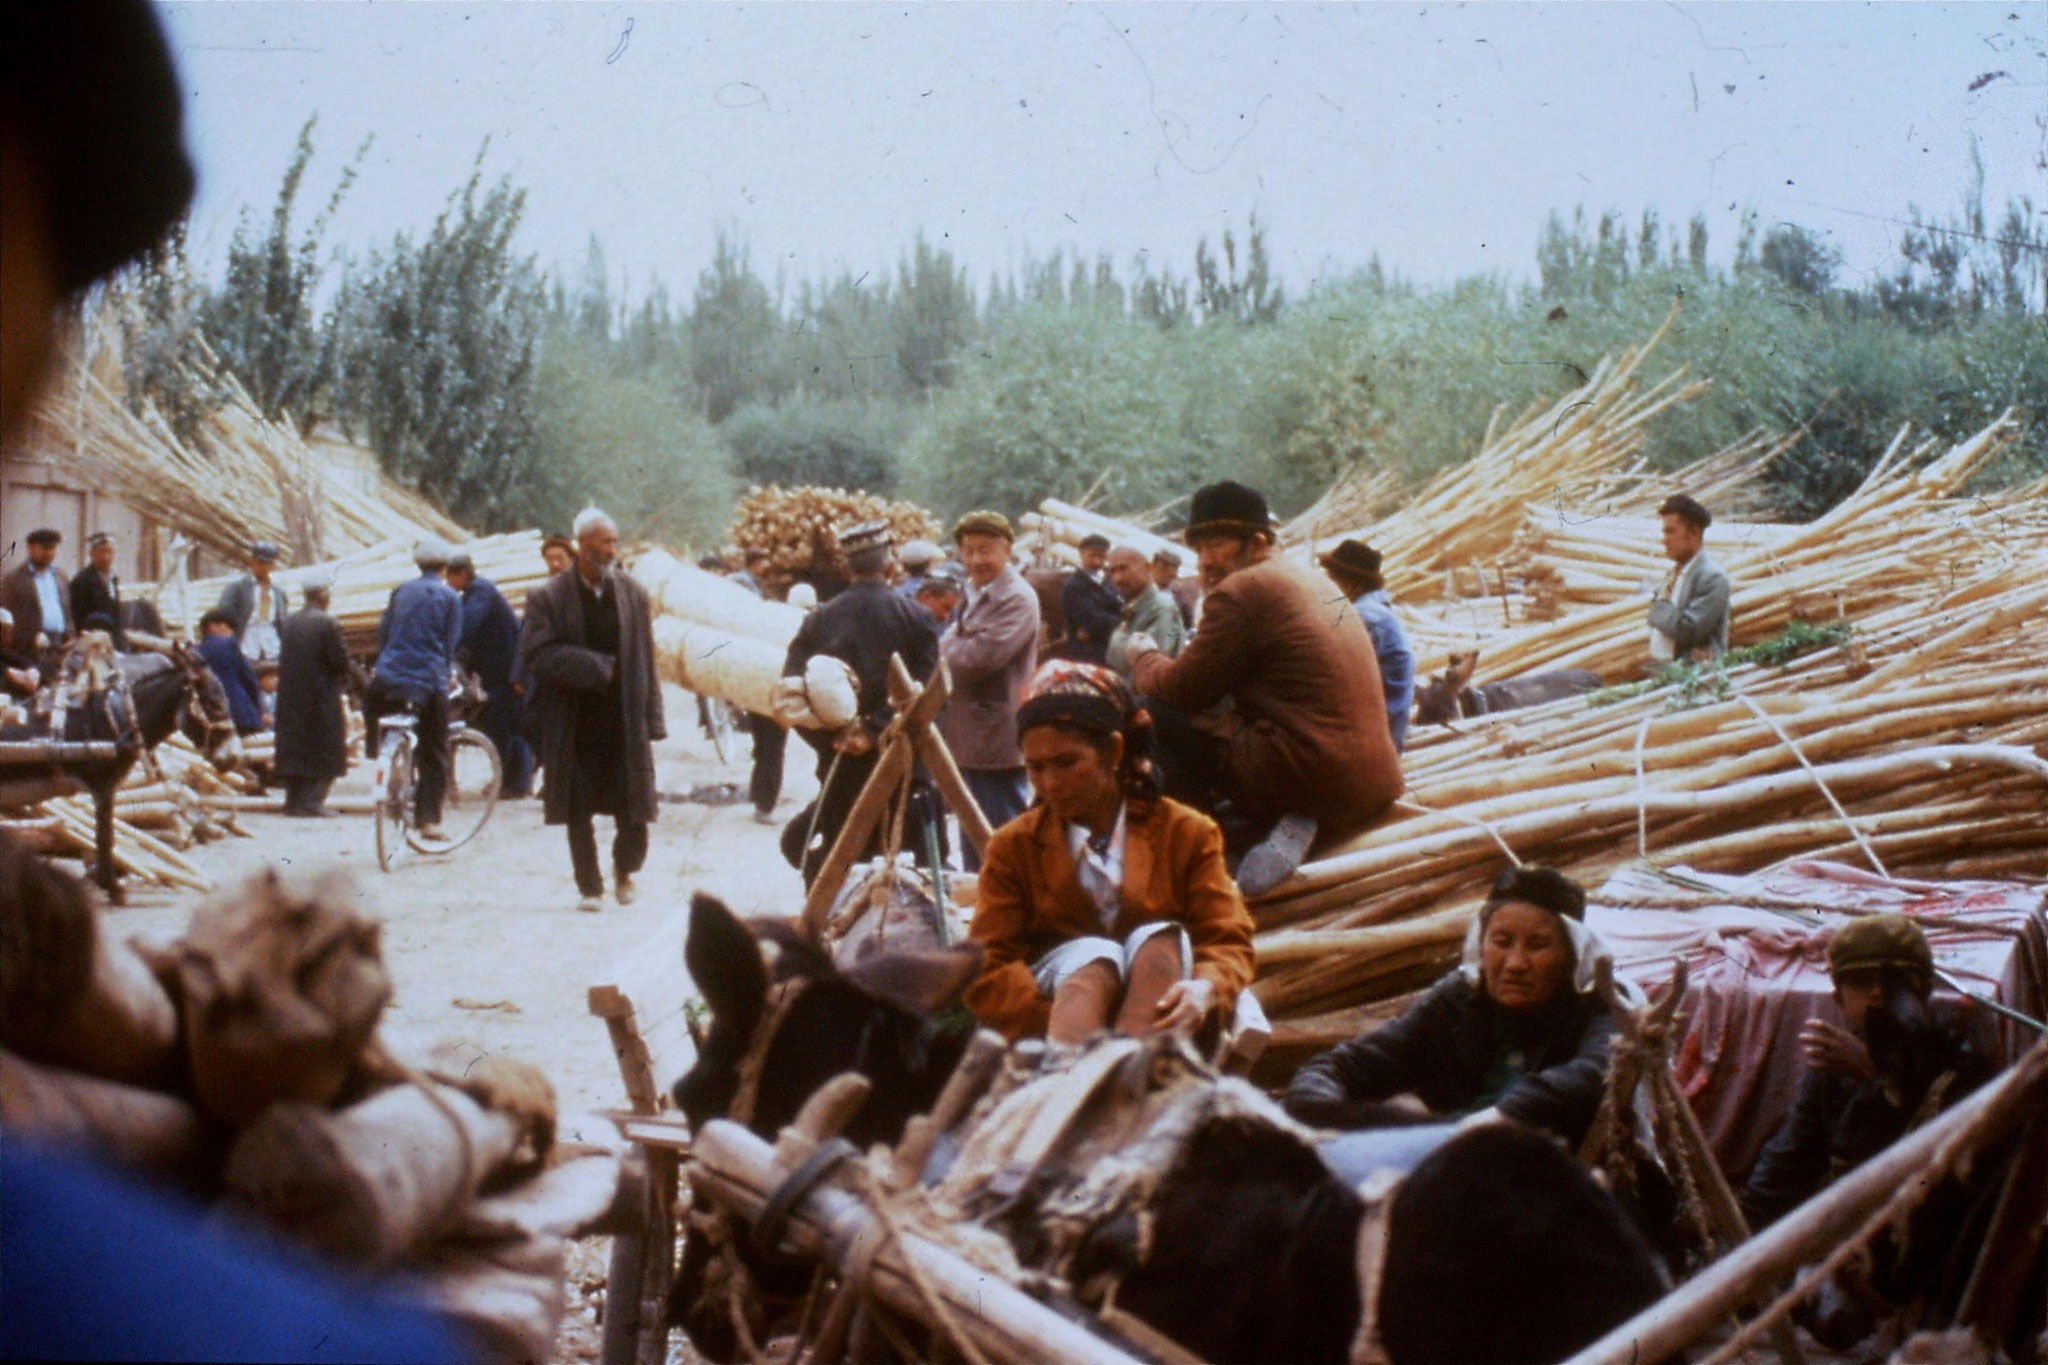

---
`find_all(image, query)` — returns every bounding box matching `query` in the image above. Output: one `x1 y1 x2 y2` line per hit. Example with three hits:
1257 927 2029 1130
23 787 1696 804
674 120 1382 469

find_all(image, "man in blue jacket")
196 609 266 734
365 539 462 839
448 552 535 798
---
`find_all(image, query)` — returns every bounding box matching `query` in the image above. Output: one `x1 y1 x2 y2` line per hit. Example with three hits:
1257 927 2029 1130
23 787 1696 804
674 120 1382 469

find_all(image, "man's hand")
833 725 876 757
1799 1019 1877 1081
4 667 37 692
1125 631 1159 659
1152 977 1214 1035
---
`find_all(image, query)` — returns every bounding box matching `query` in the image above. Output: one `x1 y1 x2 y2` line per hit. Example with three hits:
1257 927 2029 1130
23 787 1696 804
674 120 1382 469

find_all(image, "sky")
159 2 2048 304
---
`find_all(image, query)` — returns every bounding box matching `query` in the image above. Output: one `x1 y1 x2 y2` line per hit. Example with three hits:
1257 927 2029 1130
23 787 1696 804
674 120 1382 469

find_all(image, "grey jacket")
937 565 1040 771
1105 583 1187 681
1648 550 1730 661
216 573 291 641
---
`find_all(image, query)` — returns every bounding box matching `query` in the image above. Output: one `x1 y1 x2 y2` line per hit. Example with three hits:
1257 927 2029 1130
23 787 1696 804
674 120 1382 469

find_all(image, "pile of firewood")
0 859 620 1362
725 485 940 585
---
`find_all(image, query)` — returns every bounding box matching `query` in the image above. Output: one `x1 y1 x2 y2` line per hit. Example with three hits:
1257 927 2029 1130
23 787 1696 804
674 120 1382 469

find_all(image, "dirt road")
110 684 818 1362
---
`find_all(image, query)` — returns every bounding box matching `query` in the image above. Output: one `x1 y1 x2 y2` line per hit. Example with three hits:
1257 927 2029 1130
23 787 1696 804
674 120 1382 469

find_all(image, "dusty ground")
111 683 814 1363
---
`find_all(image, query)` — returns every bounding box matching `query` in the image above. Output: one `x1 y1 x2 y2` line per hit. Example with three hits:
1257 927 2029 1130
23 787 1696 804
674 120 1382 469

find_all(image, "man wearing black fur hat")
1649 493 1730 664
1126 480 1403 895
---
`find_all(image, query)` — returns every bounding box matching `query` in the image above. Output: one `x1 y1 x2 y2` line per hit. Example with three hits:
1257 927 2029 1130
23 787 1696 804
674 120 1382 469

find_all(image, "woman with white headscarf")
1283 866 1618 1146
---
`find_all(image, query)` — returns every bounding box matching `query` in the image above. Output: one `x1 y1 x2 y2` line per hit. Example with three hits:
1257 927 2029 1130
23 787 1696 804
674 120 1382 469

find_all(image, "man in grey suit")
937 511 1040 870
215 542 290 664
1649 493 1731 664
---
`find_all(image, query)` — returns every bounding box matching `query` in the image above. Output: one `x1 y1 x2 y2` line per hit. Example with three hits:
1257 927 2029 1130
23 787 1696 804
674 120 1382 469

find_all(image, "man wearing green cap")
1741 914 1990 1231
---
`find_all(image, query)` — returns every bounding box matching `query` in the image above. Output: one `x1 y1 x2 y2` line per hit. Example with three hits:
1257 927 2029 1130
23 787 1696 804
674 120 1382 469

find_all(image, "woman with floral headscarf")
964 661 1255 1043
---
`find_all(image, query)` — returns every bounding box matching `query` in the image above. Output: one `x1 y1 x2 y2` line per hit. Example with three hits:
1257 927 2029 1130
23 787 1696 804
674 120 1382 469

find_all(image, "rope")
1391 796 1523 867
845 1160 995 1365
1632 711 1655 862
1733 692 1889 877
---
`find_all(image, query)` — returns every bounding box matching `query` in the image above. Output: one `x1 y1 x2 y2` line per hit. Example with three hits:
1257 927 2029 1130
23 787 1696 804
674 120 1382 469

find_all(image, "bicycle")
697 692 747 766
372 675 503 872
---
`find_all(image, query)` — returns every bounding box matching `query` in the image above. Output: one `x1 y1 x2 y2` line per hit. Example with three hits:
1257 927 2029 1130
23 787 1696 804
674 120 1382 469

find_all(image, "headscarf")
1458 864 1631 1002
1015 661 1162 809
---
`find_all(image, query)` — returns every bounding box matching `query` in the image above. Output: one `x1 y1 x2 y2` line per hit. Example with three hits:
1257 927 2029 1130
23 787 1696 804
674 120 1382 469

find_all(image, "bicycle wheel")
375 734 414 872
414 728 501 853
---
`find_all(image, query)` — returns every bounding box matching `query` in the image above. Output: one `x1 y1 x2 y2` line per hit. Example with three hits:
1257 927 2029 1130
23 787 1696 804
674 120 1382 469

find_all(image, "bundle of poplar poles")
725 485 940 586
1248 409 2048 1043
24 307 464 567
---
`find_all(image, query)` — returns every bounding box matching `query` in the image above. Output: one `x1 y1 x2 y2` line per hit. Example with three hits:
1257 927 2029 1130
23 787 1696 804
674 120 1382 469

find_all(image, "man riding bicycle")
364 539 463 841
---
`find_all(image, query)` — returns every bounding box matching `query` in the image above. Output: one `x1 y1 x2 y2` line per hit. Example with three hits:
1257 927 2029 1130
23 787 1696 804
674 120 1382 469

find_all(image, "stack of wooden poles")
139 531 549 654
1248 411 2048 1050
25 308 464 567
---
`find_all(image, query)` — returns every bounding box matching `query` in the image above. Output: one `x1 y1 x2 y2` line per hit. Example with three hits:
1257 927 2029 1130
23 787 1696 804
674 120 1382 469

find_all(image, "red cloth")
1588 860 2046 1180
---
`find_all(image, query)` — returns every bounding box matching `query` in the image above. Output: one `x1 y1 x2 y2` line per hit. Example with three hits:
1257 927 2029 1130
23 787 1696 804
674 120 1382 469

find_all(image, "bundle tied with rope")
0 846 622 1362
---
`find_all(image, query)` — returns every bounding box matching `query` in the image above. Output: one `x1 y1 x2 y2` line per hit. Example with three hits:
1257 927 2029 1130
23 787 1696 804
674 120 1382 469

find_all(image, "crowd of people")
1 3 1994 1357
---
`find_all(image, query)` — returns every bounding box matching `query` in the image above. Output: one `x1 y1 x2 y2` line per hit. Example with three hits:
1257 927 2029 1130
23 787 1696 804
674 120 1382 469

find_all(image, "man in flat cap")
894 538 942 603
1319 538 1414 751
215 541 290 665
1059 533 1124 665
938 511 1041 867
69 531 126 650
779 519 941 886
1648 493 1730 665
1125 481 1403 896
1743 914 1992 1229
365 538 463 837
0 528 71 668
1151 546 1201 630
1741 914 1996 1346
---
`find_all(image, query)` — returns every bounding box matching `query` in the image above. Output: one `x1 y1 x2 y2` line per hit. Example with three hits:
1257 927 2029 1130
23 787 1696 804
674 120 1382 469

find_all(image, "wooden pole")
1559 1039 2048 1365
222 1081 529 1265
690 1118 1147 1365
0 1048 207 1181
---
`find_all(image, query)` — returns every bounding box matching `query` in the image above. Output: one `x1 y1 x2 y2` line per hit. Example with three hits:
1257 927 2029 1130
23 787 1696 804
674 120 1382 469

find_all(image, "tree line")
112 116 2046 542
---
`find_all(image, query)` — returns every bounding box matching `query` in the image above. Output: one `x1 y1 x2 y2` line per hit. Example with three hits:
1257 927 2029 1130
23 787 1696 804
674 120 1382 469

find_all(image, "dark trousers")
782 743 879 889
960 766 1030 872
363 678 448 826
568 816 648 897
748 713 787 815
1146 696 1268 856
781 742 949 889
282 776 333 814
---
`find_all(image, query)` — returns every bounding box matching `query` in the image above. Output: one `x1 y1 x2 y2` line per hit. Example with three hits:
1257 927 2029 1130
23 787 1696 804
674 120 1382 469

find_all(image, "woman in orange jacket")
964 661 1256 1043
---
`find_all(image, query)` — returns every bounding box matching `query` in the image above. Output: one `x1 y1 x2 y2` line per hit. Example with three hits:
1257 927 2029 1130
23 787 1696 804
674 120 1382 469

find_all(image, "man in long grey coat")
937 511 1040 870
519 508 665 911
273 581 353 817
1648 493 1731 664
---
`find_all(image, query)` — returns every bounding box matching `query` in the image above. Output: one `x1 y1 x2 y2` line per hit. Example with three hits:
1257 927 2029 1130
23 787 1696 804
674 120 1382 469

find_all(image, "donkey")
668 894 1667 1365
1413 651 1603 727
117 645 240 762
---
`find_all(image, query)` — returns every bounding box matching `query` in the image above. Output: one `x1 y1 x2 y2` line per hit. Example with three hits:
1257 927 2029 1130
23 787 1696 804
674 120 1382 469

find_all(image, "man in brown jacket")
937 510 1040 870
1128 481 1403 895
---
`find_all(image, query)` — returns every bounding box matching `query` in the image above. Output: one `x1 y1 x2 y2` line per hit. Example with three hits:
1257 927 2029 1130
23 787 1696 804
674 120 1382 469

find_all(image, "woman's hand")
1152 977 1215 1035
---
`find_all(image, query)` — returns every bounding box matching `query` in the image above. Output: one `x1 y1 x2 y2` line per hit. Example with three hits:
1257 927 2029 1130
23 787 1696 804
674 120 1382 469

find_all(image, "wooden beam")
690 1118 1148 1365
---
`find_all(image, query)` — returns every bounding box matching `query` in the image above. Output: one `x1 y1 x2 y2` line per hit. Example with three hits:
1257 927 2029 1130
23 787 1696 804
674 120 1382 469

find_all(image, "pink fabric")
1587 861 2047 1179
